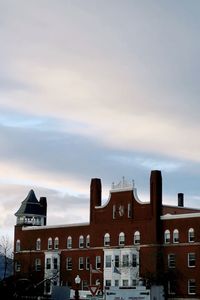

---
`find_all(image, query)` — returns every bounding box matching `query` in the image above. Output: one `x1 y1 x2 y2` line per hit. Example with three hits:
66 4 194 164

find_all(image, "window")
168 254 176 268
113 205 116 219
36 238 41 250
66 257 72 270
123 280 128 287
54 237 59 250
79 257 84 270
79 235 84 248
86 257 90 270
67 236 72 249
173 229 179 243
164 230 170 244
122 254 129 267
115 280 119 287
119 232 125 246
188 253 196 267
15 261 21 272
53 257 58 269
128 203 132 218
188 228 195 243
104 233 110 246
35 258 41 271
86 235 90 248
46 258 51 269
188 279 196 295
96 256 101 269
105 280 111 287
16 239 20 252
105 255 112 268
132 254 137 267
115 255 119 268
48 238 52 250
168 281 176 295
134 231 140 245
132 280 137 287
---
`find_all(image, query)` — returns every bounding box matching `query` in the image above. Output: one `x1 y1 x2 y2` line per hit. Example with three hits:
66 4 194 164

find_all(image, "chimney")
150 170 162 242
178 193 184 207
90 178 101 223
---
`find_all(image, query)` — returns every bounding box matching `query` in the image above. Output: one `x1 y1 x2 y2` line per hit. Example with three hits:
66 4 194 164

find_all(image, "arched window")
104 233 110 246
48 237 52 250
188 228 195 243
134 231 140 245
119 232 125 246
173 229 179 243
79 235 84 248
86 235 90 248
54 237 59 249
16 239 20 252
164 230 170 244
67 236 72 249
36 238 41 250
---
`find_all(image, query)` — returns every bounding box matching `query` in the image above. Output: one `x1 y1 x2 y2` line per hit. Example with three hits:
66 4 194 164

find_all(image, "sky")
1 0 200 242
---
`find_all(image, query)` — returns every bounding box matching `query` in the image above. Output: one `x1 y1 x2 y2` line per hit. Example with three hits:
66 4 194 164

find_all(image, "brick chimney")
178 193 184 207
90 178 101 223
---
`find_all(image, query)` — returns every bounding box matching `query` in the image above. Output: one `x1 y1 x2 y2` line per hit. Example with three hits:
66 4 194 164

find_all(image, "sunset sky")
1 0 200 241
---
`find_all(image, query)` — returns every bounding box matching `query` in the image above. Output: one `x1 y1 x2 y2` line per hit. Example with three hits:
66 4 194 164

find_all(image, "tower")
15 189 47 226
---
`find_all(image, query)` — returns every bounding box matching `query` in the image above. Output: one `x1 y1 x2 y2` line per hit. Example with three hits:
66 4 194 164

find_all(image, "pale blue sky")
0 0 200 240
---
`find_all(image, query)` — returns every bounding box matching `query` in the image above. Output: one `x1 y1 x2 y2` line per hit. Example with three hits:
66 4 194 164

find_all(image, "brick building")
14 170 200 298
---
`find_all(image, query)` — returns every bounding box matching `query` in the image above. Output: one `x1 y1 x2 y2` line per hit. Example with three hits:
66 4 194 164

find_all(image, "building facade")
14 170 200 299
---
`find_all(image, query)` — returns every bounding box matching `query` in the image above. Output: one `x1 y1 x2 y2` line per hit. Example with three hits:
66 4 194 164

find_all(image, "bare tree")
0 235 13 279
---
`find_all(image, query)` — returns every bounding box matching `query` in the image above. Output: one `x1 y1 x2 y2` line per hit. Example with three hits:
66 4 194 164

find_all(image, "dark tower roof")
15 189 45 217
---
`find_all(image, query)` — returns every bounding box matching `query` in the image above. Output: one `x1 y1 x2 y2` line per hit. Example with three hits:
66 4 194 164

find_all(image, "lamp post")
74 275 81 300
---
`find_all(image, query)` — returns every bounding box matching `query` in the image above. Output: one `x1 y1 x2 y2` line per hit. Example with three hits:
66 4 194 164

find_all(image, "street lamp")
74 275 81 300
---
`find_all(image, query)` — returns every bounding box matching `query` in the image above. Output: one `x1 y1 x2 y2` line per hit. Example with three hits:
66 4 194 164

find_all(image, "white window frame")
67 236 72 249
104 233 110 246
188 228 195 243
35 258 41 271
105 255 112 268
79 257 84 270
54 237 59 250
48 237 52 250
168 254 175 268
86 235 90 248
36 238 41 251
173 229 179 243
188 279 196 295
134 231 140 245
164 230 170 244
79 235 84 248
46 258 51 270
96 256 101 269
122 254 129 267
188 253 196 268
119 232 125 246
66 257 72 270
